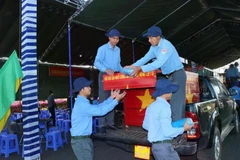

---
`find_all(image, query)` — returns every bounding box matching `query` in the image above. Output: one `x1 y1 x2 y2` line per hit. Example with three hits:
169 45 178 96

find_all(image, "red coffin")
103 71 156 126
103 71 156 90
103 71 200 126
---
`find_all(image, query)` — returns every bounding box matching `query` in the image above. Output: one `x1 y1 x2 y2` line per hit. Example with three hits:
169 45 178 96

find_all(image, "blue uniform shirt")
142 97 184 143
229 67 239 77
94 42 123 72
70 95 118 136
133 38 183 75
229 86 240 100
233 67 239 77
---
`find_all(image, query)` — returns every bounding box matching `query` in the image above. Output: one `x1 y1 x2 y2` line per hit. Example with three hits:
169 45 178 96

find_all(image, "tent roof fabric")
1 0 240 69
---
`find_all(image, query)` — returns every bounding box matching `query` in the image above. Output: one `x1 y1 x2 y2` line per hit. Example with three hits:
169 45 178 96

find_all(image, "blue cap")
152 79 179 97
105 29 124 38
72 77 93 93
143 26 163 38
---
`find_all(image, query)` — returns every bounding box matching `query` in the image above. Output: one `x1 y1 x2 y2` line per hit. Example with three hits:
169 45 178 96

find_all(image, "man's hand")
130 66 142 77
115 91 126 102
183 120 193 131
111 89 120 99
124 65 134 69
106 69 114 76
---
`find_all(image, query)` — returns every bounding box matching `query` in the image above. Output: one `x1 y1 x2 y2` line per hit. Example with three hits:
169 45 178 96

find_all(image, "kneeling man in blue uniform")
143 79 192 160
70 77 126 160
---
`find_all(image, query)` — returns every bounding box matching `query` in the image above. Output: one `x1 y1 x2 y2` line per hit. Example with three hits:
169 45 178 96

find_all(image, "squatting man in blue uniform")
125 26 186 123
70 77 126 160
143 79 192 160
94 29 124 133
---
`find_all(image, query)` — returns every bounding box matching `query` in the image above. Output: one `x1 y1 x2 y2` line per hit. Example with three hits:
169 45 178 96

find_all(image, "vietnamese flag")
124 89 155 126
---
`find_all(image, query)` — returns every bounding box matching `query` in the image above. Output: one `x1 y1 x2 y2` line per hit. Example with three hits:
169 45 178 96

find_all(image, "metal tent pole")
67 23 73 111
67 0 93 110
108 0 147 30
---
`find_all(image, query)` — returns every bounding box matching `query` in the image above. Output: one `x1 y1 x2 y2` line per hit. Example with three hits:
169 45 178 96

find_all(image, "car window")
199 79 213 101
210 79 221 96
217 80 230 96
210 79 229 97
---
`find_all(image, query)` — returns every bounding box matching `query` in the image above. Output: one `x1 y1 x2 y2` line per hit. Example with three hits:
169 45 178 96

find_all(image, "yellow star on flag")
136 89 155 112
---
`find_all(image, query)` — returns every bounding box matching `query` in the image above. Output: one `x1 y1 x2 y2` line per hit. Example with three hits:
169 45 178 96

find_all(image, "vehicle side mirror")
229 88 238 96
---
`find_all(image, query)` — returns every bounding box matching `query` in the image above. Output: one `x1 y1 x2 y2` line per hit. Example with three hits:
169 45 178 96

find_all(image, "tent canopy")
1 0 240 69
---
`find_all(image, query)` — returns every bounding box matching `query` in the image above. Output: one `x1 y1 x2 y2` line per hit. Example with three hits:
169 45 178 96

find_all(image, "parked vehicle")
184 76 239 160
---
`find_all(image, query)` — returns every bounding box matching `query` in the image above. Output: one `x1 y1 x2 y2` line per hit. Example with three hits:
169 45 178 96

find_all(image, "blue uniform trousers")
98 72 115 128
168 68 186 121
71 138 93 160
152 143 180 160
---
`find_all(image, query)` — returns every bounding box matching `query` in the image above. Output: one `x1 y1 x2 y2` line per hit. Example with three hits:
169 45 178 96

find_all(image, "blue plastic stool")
0 132 7 153
60 131 67 145
92 118 100 134
0 130 8 152
49 126 59 132
45 130 63 151
56 119 64 131
62 120 71 133
48 126 66 145
60 113 65 120
55 114 62 118
49 126 67 144
56 115 63 126
61 120 71 144
0 134 20 158
40 110 49 116
1 129 8 134
65 112 71 120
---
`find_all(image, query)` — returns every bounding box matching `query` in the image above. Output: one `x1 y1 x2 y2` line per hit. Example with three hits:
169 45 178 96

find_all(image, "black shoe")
98 127 106 134
107 125 118 130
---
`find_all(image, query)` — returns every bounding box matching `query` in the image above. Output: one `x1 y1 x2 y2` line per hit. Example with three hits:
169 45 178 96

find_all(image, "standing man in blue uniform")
126 26 186 122
70 77 126 160
94 29 124 133
232 62 240 86
143 79 192 160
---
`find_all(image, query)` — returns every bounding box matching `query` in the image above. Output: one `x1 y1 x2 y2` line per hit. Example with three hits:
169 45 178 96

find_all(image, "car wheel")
234 111 239 134
197 127 222 160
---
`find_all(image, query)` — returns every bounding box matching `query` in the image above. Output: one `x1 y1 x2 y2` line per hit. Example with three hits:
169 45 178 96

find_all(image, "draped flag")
21 0 40 159
0 50 23 132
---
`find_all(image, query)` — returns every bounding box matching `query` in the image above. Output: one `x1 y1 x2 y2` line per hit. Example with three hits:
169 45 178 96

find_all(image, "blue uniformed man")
94 29 124 133
229 63 238 87
125 26 186 122
232 62 240 86
143 79 192 160
70 77 126 160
